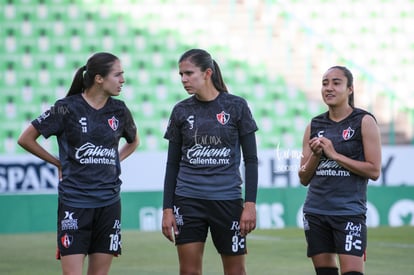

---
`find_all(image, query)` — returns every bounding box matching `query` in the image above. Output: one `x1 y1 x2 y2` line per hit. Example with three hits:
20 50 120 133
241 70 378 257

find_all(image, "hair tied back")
82 65 87 79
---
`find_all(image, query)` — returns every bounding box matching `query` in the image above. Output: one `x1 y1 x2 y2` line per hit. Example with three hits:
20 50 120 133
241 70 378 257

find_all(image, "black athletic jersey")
164 92 258 200
32 94 137 208
303 108 375 215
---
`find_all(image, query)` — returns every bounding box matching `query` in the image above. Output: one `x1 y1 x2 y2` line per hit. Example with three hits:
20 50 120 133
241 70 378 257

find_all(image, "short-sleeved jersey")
303 108 375 215
32 94 137 208
164 92 258 200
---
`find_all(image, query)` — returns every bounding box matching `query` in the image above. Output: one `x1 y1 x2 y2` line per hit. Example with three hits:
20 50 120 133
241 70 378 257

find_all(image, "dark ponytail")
211 60 228 93
66 65 87 97
66 52 119 97
179 49 228 93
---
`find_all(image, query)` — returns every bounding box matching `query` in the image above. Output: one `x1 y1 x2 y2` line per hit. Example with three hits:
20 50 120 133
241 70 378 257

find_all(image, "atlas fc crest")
342 126 355 140
108 116 119 131
216 111 230 125
60 233 73 248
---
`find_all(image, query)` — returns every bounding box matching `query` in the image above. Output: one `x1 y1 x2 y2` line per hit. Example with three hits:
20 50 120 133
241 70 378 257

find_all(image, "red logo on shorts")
61 233 73 248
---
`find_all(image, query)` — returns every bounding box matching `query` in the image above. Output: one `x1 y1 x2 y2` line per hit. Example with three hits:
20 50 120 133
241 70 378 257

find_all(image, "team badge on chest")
342 126 355 140
108 116 119 131
216 111 230 125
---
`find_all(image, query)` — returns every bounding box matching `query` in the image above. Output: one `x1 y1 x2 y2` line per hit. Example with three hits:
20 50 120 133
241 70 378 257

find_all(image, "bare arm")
119 133 139 161
17 124 61 170
298 124 323 186
162 208 178 243
319 115 381 180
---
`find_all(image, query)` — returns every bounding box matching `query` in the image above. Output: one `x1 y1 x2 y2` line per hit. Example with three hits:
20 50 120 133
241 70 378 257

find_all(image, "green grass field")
1 227 413 275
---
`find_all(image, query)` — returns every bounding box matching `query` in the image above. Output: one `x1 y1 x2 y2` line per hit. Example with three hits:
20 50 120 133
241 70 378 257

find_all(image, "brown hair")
66 52 119 97
179 49 228 93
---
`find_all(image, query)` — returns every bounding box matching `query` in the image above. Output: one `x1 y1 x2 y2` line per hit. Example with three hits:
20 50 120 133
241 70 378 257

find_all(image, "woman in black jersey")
298 66 381 275
18 52 139 275
161 49 258 275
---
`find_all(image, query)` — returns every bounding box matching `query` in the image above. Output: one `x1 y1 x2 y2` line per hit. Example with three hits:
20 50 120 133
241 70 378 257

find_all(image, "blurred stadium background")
1 0 413 154
1 0 414 234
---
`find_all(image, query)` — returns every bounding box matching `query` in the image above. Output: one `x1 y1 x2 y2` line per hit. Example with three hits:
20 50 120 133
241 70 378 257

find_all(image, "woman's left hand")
240 202 256 237
319 137 338 160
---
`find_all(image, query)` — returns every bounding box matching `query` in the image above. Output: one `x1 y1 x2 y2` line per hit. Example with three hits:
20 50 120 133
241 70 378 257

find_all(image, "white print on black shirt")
187 144 231 165
188 130 231 166
79 117 87 133
315 158 350 177
36 110 51 124
186 115 194 129
75 142 116 165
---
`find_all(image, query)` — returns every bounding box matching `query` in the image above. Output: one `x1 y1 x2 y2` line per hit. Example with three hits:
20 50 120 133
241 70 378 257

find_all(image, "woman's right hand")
161 208 178 243
308 137 323 156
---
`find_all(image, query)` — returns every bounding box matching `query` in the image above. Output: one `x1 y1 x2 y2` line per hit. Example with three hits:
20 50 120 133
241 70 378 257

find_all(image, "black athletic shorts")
303 213 367 257
173 195 246 255
56 200 122 258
